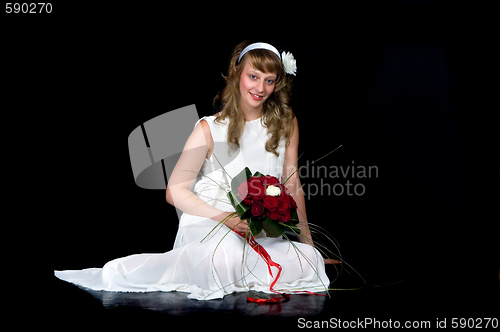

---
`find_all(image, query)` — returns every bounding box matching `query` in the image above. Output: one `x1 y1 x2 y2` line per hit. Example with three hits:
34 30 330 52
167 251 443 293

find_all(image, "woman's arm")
166 120 248 232
281 116 313 246
282 117 341 264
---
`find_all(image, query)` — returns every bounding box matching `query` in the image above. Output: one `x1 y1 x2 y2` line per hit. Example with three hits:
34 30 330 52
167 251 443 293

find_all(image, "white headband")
237 42 281 63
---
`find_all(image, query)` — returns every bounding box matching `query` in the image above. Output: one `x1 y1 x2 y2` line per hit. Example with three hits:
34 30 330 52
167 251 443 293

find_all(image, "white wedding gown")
55 115 329 300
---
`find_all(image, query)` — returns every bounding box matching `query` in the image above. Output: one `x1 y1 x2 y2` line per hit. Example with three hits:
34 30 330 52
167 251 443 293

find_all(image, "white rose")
266 185 281 197
281 51 297 76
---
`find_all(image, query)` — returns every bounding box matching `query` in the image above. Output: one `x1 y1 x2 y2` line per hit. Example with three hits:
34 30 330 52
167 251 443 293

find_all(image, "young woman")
55 41 333 300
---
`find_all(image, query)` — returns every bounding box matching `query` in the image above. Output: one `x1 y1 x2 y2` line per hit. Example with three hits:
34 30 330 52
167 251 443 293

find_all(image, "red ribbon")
232 230 327 304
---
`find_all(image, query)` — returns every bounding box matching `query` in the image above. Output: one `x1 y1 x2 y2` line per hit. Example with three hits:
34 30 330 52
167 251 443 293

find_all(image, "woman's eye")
250 75 257 80
266 79 275 84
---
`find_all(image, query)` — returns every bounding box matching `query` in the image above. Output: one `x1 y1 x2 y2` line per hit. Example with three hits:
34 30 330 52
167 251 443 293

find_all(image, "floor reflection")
83 289 327 317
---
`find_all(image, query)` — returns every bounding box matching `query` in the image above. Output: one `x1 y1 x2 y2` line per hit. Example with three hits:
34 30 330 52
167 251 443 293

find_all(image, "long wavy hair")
214 41 295 157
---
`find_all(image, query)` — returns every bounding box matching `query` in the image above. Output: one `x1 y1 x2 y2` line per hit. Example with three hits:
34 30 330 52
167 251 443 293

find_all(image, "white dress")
55 115 329 300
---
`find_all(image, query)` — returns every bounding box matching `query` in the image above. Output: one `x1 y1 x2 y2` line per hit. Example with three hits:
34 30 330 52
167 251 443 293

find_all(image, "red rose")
248 177 265 200
237 181 249 201
251 201 264 217
267 209 279 221
261 175 280 187
254 189 266 201
279 209 291 223
263 195 278 212
277 195 289 213
288 195 298 210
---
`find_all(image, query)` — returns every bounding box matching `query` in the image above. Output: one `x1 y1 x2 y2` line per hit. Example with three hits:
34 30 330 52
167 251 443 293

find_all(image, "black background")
3 0 498 324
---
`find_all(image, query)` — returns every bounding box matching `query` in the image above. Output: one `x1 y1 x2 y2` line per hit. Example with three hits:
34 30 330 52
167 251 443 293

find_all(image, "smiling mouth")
250 92 263 101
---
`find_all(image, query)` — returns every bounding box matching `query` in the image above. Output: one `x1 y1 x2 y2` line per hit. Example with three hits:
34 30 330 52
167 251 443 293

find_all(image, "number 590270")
5 3 52 14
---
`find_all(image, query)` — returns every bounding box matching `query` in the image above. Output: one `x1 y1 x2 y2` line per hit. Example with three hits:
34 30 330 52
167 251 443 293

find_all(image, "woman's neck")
240 104 262 122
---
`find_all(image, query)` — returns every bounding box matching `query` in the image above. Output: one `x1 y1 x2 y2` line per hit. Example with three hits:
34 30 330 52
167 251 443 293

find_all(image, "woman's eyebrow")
250 70 276 78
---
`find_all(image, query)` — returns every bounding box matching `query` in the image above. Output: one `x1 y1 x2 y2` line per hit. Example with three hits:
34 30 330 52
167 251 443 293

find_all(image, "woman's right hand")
218 212 249 234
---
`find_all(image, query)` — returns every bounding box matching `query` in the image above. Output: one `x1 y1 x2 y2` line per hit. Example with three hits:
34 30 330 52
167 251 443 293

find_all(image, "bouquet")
226 167 300 238
196 146 363 303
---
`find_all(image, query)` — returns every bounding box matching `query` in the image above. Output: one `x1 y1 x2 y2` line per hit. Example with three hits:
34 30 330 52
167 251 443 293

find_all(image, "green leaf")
252 171 265 177
262 216 284 238
281 222 301 235
248 218 263 236
290 210 299 224
230 167 252 194
227 191 251 219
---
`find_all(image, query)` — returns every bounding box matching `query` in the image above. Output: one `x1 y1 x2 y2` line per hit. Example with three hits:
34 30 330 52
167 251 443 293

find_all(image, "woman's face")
239 61 276 112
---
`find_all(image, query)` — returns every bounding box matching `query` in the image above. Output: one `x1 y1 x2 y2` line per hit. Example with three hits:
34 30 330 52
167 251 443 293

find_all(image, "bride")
55 41 335 300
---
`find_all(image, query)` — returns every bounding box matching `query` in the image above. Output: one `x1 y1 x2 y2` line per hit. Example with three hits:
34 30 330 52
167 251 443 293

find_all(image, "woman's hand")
324 258 342 265
217 212 249 234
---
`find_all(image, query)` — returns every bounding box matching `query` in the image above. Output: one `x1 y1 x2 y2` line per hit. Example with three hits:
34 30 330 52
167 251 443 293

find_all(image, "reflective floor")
49 269 499 330
86 289 327 317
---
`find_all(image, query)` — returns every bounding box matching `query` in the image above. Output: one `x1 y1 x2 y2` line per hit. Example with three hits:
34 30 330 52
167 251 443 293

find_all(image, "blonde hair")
214 41 295 157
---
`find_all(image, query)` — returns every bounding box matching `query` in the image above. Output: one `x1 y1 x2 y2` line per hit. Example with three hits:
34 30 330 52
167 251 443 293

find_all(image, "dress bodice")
192 115 286 212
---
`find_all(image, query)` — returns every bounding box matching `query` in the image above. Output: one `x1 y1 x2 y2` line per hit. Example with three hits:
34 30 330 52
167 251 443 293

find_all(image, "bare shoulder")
198 119 213 145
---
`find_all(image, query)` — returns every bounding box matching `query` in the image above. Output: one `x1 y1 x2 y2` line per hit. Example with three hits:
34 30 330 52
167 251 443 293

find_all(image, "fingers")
237 220 248 233
226 215 248 234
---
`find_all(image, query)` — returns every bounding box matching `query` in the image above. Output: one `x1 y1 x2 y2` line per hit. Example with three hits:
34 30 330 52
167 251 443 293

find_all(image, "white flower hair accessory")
281 51 297 76
238 42 297 76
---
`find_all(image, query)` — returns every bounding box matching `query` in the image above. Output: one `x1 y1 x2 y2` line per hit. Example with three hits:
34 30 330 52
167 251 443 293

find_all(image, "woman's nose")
256 80 264 93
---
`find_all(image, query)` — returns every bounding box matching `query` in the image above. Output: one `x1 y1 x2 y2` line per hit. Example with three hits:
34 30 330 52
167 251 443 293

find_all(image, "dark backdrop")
3 1 496 316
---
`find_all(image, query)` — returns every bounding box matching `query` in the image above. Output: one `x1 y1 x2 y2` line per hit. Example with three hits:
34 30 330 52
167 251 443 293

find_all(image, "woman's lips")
250 92 263 100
